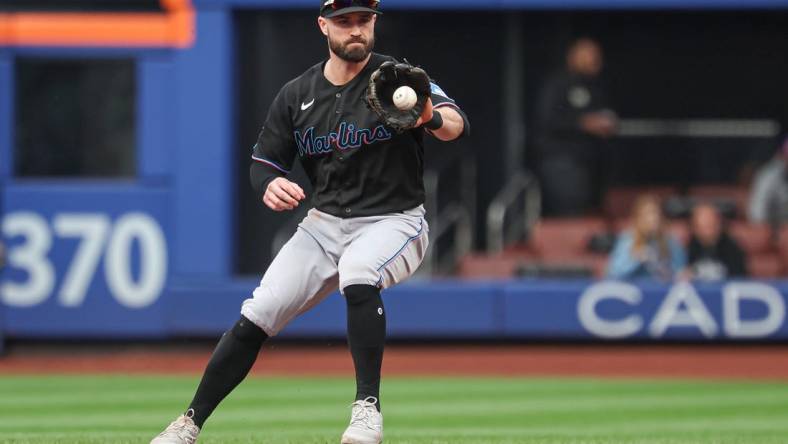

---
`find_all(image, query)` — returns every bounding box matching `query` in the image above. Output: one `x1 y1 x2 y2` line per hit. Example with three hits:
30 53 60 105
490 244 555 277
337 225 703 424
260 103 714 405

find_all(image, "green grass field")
0 375 787 443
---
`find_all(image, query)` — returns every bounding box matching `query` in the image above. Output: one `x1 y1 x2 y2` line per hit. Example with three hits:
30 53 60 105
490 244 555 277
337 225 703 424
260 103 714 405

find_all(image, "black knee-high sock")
344 284 386 412
187 316 267 427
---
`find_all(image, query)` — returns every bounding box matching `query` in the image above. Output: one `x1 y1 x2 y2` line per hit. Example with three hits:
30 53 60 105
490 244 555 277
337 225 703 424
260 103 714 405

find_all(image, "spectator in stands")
535 37 618 216
687 203 748 281
607 195 686 280
748 135 788 225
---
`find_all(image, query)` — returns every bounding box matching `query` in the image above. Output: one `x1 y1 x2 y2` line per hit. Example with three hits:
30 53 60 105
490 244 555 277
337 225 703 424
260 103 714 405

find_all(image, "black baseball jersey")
251 52 468 218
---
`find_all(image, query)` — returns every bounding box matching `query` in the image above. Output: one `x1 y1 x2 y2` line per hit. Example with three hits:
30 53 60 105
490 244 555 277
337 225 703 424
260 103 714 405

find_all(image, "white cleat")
151 409 201 444
341 396 383 444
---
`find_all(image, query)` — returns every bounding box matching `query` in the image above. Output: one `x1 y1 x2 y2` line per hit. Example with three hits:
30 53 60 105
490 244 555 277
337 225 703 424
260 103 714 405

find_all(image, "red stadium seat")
775 226 788 276
728 222 775 255
457 254 608 279
747 254 782 278
499 217 611 278
725 222 780 277
457 254 522 279
687 184 749 219
527 217 608 260
557 254 608 278
604 186 678 219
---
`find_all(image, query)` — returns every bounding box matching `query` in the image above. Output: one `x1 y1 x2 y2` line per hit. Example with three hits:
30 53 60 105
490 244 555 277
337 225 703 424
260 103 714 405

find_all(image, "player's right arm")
249 85 305 212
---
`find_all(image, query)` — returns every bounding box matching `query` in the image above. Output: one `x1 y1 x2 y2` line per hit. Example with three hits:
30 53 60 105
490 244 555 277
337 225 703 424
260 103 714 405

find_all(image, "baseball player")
151 1 468 443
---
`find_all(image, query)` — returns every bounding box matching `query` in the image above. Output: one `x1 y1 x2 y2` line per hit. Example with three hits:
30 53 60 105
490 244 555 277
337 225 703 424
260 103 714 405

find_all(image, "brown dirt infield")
1 344 787 380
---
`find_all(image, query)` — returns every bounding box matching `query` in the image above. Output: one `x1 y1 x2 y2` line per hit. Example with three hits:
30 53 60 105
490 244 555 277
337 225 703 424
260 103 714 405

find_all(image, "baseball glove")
365 60 431 132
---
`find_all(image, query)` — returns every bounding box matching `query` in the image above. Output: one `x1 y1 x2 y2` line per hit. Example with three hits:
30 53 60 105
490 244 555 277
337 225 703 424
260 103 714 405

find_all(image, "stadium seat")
775 226 788 276
728 221 774 255
747 254 782 278
723 222 780 278
508 217 610 278
687 184 749 220
527 217 608 259
460 218 612 279
457 254 522 279
603 186 678 219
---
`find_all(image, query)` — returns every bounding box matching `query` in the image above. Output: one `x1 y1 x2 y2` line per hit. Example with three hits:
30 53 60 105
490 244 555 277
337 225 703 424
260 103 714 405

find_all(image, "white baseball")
393 86 417 111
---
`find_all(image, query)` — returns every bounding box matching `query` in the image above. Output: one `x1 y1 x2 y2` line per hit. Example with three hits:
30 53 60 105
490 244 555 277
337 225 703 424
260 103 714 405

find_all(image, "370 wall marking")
1 212 167 309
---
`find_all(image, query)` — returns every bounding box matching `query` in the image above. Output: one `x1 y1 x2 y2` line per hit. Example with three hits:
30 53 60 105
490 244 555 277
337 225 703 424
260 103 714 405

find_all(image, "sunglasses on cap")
321 0 381 17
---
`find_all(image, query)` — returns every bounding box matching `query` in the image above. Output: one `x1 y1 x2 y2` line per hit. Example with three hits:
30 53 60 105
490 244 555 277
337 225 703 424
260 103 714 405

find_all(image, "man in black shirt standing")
151 1 468 443
535 38 617 216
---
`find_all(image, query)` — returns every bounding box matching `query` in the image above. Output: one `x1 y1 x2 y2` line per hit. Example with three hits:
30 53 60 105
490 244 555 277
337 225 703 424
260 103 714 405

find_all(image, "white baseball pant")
240 205 428 336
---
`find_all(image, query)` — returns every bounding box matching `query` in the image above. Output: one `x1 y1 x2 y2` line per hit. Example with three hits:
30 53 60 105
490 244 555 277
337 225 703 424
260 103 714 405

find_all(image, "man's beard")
328 34 374 62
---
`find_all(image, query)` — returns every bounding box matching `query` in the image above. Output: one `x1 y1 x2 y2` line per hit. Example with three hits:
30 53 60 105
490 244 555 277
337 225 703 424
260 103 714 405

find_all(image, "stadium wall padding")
4 277 788 341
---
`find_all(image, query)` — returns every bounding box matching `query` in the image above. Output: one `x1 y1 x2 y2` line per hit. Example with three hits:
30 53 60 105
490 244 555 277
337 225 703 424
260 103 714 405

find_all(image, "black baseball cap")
320 0 381 18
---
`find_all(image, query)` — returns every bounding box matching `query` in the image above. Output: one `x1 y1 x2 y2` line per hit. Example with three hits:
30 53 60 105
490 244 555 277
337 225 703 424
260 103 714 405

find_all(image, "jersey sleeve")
429 81 470 138
429 81 459 110
250 87 296 195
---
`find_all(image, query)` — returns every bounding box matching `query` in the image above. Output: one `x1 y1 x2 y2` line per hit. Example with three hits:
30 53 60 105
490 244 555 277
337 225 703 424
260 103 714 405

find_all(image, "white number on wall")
54 214 111 307
1 212 167 308
1 212 55 307
105 213 168 309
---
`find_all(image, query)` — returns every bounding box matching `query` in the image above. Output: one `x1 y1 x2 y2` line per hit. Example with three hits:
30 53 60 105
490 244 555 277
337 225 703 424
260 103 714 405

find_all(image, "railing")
419 164 476 276
616 118 780 138
486 169 541 254
421 202 473 276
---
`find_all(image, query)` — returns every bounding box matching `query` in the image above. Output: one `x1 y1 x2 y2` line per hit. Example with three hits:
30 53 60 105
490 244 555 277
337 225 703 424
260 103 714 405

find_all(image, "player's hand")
264 177 306 212
415 97 434 127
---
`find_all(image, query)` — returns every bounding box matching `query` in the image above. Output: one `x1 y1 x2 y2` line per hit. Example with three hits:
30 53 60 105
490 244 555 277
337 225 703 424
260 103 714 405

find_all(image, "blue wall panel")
2 184 172 337
167 280 250 336
138 55 176 182
167 280 504 338
172 10 234 278
285 282 505 338
503 280 593 338
504 280 788 340
159 279 788 341
382 281 503 337
6 259 788 340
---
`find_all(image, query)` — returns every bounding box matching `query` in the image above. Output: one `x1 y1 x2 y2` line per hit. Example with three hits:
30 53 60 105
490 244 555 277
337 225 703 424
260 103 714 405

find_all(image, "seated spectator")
607 195 686 280
687 203 748 281
749 135 788 225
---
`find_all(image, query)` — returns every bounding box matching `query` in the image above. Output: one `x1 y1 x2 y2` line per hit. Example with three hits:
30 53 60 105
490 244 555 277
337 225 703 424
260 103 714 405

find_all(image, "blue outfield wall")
167 279 506 338
169 278 788 341
4 274 788 341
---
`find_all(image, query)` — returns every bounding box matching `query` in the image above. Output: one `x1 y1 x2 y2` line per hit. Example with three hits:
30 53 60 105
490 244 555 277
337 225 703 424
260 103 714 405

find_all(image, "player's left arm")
416 82 470 141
